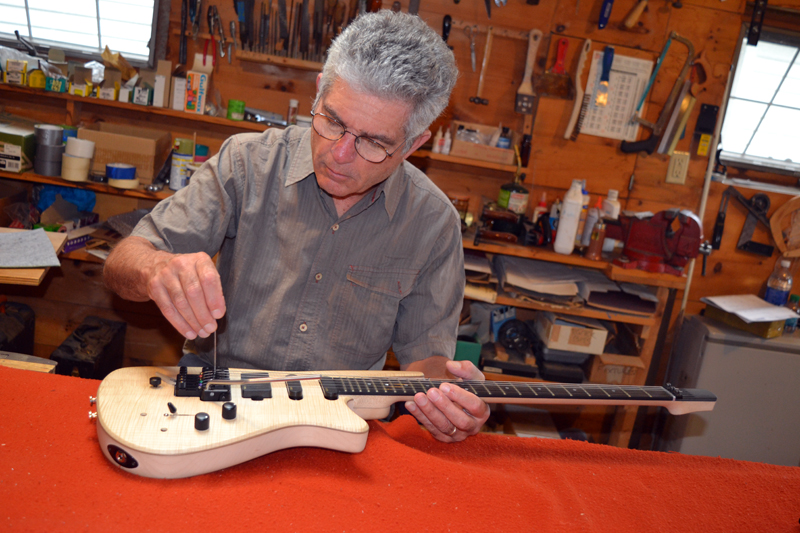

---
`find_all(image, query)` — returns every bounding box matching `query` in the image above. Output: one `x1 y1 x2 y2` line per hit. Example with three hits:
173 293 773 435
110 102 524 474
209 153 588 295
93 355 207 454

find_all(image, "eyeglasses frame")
310 110 407 164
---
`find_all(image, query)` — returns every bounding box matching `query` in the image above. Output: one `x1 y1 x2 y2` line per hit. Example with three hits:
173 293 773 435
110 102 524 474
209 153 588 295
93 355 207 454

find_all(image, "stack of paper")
701 294 797 323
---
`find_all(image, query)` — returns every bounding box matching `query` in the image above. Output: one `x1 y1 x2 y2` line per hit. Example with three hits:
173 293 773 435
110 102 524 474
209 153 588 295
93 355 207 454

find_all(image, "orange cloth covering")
1 365 799 532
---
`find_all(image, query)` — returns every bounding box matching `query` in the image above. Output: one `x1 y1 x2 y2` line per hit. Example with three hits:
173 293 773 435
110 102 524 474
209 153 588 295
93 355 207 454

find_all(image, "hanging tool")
598 0 614 29
564 38 591 139
300 0 310 57
470 26 493 105
214 8 227 59
442 15 452 45
633 34 671 118
204 6 218 66
408 0 420 14
535 37 575 99
234 0 248 50
278 0 289 52
180 0 189 65
484 0 491 18
622 0 647 29
711 188 729 250
464 25 477 73
230 21 238 50
314 0 325 56
258 2 266 53
595 45 614 106
727 187 775 256
191 0 203 40
515 29 542 115
747 0 767 46
620 32 694 154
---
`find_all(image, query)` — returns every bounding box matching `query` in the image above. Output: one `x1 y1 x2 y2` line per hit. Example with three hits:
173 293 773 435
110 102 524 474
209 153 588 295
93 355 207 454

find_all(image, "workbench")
2 365 798 531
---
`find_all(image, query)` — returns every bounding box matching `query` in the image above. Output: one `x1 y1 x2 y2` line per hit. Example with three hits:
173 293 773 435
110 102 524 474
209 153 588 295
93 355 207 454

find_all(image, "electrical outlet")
666 151 690 184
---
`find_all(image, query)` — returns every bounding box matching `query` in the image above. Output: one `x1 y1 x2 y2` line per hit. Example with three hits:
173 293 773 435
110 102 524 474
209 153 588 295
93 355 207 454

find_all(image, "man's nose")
331 131 359 162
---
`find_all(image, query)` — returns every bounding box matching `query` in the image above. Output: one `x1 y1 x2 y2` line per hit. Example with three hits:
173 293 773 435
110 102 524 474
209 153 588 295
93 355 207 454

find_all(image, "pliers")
204 5 217 66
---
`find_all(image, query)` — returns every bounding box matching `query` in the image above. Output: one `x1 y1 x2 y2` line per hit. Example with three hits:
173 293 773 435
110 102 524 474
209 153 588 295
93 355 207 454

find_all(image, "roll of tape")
34 158 62 177
36 143 65 162
108 177 140 189
35 124 64 146
65 137 95 158
61 154 91 182
106 163 137 181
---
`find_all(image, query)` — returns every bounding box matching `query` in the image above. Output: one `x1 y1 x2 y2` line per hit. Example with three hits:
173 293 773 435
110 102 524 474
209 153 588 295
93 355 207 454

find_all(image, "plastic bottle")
442 130 452 155
549 199 561 236
575 180 589 246
764 259 793 306
554 180 584 255
532 192 548 223
581 197 604 247
431 127 443 154
602 189 622 252
785 294 800 334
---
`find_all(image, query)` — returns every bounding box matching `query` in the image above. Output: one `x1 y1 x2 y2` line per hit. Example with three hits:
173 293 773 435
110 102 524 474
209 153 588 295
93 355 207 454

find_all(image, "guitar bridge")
174 366 232 402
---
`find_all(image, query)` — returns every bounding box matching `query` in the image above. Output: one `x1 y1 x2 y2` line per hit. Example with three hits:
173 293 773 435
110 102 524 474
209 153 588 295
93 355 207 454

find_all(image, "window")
719 27 800 177
0 0 159 64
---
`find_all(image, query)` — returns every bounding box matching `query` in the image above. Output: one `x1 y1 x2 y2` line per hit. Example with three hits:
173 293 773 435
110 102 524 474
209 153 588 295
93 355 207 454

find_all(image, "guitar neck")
320 377 716 416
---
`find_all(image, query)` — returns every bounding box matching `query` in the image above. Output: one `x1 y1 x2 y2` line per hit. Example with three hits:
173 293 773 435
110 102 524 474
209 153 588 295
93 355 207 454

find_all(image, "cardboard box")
0 119 35 174
588 353 646 386
185 53 213 115
77 123 171 184
534 312 609 355
448 121 518 166
97 69 122 101
703 304 784 338
170 76 187 111
4 59 27 85
153 60 172 108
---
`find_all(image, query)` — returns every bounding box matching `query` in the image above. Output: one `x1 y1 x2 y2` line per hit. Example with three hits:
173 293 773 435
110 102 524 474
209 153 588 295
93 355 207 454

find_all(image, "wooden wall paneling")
551 0 672 50
681 0 746 14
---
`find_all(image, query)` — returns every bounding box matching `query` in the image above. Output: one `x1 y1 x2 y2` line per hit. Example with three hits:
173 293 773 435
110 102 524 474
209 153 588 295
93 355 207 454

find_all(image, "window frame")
0 0 164 68
717 23 800 179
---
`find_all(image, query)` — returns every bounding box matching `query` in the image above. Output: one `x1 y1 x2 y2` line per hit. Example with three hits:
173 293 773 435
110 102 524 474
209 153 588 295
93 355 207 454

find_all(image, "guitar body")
96 367 408 479
95 366 716 479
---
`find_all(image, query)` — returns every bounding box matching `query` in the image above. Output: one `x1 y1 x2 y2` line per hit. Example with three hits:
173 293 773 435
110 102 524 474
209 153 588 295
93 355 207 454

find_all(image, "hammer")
470 26 493 105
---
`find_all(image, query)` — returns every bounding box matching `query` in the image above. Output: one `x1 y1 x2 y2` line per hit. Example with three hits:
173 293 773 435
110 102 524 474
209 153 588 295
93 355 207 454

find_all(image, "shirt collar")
285 126 406 221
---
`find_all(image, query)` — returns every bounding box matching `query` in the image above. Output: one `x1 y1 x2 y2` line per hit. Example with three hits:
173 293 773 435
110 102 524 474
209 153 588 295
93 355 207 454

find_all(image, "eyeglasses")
310 111 405 164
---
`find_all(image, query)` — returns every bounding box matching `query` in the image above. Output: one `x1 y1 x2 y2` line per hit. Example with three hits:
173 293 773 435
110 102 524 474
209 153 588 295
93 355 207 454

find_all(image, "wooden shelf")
234 50 323 72
412 150 517 173
0 84 269 133
0 170 172 201
490 293 657 326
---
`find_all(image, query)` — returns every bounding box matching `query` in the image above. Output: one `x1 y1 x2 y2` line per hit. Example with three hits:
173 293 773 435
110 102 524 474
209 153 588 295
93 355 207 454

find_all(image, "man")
104 11 490 442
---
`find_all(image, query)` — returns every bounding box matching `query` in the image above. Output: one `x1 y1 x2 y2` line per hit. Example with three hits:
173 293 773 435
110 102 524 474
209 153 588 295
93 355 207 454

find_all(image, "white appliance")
658 315 800 467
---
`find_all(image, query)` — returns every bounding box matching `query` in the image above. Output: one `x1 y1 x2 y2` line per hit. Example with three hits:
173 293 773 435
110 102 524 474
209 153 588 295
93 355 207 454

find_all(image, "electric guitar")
92 366 716 479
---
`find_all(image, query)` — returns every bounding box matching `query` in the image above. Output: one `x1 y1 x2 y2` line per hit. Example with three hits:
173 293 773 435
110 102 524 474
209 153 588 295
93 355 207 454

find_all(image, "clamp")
204 5 217 66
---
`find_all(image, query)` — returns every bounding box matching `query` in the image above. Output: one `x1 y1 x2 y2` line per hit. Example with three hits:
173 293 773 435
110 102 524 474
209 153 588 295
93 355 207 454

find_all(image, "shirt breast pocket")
329 265 420 363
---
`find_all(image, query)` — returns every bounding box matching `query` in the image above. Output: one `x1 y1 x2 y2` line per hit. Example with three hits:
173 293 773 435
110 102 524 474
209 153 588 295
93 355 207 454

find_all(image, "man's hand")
104 236 226 339
146 252 226 339
404 359 490 442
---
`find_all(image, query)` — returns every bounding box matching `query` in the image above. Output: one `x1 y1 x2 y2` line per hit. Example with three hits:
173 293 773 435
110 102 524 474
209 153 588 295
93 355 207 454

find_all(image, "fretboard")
319 376 716 410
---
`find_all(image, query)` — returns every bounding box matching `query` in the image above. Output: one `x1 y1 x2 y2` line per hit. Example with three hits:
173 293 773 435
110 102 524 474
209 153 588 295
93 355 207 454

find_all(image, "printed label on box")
567 328 594 347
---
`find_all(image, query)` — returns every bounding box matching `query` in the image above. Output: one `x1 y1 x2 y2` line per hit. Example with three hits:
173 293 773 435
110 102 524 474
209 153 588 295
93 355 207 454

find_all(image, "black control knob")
222 402 237 420
195 412 210 431
149 377 161 387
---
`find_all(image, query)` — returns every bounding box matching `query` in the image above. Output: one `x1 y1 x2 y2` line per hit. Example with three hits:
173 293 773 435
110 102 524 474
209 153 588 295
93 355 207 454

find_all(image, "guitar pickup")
241 372 272 400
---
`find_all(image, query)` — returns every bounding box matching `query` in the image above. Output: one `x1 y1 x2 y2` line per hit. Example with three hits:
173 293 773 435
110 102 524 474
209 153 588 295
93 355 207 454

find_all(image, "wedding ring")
446 426 458 436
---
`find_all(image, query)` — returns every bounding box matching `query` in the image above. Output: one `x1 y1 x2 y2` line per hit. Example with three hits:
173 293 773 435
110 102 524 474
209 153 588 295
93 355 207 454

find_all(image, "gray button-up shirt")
132 126 465 371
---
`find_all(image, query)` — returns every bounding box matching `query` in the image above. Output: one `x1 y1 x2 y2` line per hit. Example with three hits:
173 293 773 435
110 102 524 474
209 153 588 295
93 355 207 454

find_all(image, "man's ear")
316 73 322 92
401 130 432 160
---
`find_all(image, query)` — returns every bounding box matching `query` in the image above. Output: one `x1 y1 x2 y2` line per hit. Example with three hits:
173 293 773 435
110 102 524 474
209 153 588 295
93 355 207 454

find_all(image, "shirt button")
332 224 339 231
299 322 308 332
315 273 322 281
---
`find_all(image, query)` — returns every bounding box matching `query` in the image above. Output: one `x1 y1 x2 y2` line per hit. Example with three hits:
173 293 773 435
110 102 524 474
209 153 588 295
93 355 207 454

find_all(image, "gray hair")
314 11 458 146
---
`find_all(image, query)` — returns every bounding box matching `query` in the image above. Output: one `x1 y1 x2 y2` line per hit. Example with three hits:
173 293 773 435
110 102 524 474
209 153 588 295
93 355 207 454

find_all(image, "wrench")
464 25 477 73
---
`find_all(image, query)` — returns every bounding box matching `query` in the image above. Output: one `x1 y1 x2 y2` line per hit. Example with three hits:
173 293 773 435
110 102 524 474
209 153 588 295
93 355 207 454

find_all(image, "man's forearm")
103 236 172 302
